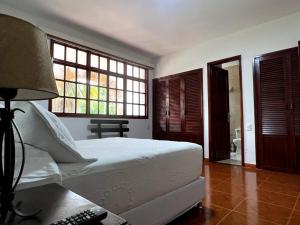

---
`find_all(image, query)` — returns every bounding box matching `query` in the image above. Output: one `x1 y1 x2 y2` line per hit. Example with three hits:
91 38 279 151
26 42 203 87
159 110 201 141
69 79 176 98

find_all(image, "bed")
13 101 205 225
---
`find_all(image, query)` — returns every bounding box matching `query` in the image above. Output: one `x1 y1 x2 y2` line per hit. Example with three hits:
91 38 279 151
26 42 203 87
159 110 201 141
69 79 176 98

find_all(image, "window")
49 39 148 118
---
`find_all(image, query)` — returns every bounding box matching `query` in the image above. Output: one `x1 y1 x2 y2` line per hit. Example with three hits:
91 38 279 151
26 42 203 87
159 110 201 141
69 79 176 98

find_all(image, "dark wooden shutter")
259 56 288 136
168 78 182 132
292 45 300 172
183 71 203 145
292 50 300 136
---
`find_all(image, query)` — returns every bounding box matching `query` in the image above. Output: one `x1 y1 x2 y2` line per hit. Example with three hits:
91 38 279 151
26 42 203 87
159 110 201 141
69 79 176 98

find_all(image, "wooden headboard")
90 119 129 138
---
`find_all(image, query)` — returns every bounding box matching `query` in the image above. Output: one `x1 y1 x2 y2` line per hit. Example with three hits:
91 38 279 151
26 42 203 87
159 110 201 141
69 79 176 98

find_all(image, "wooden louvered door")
153 79 168 139
183 71 203 144
254 47 299 172
153 69 203 145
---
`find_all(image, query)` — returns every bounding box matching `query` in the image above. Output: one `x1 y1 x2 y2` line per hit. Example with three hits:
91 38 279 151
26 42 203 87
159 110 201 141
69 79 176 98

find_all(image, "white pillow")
13 101 93 163
15 143 62 190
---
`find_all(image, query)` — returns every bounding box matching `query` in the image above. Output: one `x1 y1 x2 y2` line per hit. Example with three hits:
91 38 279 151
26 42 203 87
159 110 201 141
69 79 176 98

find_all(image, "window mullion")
106 59 110 116
124 63 127 116
146 69 148 117
86 51 91 115
74 67 78 113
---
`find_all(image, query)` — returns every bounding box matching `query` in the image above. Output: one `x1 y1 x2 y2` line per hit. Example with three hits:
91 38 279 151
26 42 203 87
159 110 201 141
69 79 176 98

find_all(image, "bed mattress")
58 137 203 214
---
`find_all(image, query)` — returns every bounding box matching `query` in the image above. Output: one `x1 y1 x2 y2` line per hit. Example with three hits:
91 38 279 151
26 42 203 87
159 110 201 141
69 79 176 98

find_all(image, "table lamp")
0 14 58 220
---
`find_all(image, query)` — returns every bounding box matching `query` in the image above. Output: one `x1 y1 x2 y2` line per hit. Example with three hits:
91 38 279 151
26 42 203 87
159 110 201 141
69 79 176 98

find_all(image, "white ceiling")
2 0 300 56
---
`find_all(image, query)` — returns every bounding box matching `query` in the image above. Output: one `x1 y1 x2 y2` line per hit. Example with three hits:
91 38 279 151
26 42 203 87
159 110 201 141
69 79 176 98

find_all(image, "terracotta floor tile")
247 189 297 209
258 181 300 197
213 181 255 197
267 173 300 187
204 190 245 210
204 161 236 171
215 165 243 174
224 171 268 186
294 198 300 211
218 211 279 225
203 163 242 175
288 210 300 225
234 199 292 225
205 178 224 190
194 205 231 225
171 161 300 225
243 167 274 175
168 204 230 225
202 170 232 181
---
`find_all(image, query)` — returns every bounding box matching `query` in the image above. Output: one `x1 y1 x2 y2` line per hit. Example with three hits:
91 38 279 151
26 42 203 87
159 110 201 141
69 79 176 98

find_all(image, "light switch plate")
246 124 253 131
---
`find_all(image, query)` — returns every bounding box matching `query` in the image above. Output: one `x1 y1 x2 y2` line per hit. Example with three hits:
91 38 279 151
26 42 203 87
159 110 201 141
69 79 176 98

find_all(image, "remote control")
50 206 107 225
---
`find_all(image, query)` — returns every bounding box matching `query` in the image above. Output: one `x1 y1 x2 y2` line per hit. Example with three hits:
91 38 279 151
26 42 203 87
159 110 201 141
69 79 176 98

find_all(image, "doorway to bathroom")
208 55 244 166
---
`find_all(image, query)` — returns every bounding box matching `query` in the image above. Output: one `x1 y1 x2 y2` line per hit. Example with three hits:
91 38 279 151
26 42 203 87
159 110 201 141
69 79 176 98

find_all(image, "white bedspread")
59 138 203 214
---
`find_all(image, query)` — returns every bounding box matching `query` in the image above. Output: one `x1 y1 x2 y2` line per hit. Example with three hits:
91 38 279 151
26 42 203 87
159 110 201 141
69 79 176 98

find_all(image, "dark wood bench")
90 119 129 138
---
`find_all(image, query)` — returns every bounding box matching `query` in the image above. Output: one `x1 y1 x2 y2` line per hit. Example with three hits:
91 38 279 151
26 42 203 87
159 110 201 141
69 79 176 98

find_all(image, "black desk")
2 184 128 225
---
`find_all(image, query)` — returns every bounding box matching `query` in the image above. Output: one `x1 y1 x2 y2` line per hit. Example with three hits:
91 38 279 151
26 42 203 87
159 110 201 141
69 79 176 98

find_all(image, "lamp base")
0 90 41 221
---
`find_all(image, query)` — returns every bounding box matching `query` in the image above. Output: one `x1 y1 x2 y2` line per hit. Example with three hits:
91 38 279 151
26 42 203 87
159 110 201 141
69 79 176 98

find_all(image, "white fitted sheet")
59 138 203 214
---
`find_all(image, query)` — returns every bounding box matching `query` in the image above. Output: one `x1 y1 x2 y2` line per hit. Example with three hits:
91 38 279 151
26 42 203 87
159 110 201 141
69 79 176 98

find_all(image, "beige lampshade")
0 14 58 100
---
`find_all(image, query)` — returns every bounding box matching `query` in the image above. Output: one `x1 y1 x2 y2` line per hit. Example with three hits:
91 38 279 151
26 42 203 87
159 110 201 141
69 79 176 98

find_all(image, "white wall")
1 2 156 140
156 12 300 164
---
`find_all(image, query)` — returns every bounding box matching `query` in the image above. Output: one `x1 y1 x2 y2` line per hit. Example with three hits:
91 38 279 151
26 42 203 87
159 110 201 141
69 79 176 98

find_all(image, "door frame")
207 55 245 165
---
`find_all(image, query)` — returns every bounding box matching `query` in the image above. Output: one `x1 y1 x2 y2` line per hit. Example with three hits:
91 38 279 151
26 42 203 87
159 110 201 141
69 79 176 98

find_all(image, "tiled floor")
169 161 300 225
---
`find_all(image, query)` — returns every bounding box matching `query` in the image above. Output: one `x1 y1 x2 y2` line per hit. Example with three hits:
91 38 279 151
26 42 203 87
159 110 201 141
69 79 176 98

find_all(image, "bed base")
120 177 205 225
